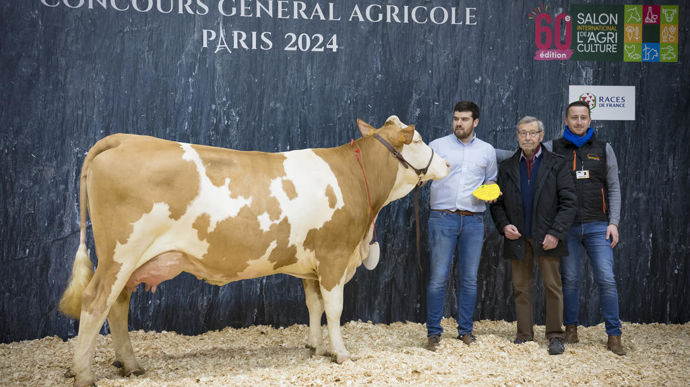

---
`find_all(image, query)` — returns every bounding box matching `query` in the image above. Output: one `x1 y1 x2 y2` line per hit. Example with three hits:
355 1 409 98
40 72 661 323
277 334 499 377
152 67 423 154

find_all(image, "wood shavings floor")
1 319 688 386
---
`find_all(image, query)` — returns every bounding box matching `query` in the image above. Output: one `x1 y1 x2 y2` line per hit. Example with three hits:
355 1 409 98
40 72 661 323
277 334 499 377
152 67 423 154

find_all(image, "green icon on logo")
660 44 678 62
624 44 642 62
660 6 679 24
625 5 642 24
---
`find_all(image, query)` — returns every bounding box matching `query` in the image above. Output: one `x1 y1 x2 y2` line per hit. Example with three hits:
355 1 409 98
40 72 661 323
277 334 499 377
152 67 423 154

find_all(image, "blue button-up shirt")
429 133 498 213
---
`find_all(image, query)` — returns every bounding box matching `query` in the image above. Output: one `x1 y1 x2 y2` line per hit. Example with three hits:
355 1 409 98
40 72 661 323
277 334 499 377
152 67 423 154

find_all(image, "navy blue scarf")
564 126 593 148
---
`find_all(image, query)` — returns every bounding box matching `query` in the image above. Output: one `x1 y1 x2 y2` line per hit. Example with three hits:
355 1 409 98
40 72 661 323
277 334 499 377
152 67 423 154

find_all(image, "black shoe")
458 333 476 345
548 337 565 355
426 335 441 351
513 337 532 344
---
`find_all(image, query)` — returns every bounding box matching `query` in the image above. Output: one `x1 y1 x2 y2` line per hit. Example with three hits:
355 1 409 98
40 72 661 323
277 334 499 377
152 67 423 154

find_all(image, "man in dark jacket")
544 100 626 355
491 116 576 355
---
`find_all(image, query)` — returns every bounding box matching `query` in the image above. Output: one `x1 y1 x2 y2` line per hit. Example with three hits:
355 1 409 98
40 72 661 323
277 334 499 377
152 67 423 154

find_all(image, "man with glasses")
542 100 626 355
491 116 576 355
425 101 498 351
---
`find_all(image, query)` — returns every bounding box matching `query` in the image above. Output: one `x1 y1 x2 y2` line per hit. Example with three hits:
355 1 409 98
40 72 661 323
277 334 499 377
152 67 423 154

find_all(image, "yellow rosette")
472 184 501 201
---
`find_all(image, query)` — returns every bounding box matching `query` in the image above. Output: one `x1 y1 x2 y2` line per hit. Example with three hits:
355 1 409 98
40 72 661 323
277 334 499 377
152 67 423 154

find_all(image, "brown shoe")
565 325 579 344
426 335 440 351
607 335 626 356
458 333 476 345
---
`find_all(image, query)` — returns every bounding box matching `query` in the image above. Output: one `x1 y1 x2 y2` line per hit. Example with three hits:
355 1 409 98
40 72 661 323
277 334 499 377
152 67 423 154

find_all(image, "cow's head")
357 115 449 202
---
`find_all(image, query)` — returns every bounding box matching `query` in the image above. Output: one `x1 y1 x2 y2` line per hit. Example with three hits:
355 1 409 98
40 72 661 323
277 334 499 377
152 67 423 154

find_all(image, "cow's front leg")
302 279 326 355
108 289 144 377
320 283 351 363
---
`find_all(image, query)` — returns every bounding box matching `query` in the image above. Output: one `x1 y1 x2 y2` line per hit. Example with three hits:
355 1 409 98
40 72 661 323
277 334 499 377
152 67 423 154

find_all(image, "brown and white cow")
59 116 449 386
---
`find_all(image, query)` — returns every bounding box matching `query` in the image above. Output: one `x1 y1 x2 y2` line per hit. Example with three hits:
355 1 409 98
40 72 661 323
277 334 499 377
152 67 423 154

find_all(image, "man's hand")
542 234 558 250
485 195 500 204
503 224 522 240
606 224 619 248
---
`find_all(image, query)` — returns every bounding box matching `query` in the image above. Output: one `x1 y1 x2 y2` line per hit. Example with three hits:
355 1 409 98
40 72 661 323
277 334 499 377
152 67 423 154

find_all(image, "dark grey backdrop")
1 1 688 343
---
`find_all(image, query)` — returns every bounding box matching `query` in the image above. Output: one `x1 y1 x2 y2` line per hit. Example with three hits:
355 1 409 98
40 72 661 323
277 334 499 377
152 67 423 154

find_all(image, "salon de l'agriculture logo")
531 3 679 62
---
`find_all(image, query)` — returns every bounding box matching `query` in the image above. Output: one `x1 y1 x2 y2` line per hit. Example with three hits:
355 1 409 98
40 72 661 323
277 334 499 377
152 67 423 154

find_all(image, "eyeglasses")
517 130 543 138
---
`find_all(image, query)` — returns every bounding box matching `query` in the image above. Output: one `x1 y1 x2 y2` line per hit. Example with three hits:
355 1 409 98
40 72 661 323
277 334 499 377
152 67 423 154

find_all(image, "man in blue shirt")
425 101 497 350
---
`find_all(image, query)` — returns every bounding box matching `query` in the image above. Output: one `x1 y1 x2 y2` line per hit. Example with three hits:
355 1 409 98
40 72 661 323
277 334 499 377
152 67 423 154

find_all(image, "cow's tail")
59 135 123 319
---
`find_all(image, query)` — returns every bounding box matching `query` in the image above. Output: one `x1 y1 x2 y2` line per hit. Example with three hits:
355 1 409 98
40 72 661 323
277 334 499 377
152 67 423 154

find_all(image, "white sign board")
568 85 636 121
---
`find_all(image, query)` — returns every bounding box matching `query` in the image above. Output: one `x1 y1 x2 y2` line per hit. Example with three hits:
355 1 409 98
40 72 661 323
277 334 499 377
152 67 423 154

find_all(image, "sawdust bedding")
2 319 688 386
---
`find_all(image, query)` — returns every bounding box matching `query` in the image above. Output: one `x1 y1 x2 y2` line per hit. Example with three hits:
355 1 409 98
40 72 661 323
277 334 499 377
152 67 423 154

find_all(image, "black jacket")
552 135 609 223
490 146 577 259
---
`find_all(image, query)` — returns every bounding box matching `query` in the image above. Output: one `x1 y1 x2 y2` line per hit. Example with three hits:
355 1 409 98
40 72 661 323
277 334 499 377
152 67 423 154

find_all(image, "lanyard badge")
576 169 590 179
574 152 590 179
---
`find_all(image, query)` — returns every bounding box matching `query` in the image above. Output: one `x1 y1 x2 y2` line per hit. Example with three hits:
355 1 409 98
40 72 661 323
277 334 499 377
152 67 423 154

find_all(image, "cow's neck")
350 135 404 213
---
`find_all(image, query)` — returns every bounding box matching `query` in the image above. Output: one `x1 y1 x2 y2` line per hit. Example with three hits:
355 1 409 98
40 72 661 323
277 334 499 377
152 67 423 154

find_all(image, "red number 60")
535 13 572 50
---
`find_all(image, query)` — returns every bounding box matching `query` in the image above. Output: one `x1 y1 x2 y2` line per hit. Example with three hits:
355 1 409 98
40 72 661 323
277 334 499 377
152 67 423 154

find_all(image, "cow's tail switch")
58 240 93 319
59 134 122 319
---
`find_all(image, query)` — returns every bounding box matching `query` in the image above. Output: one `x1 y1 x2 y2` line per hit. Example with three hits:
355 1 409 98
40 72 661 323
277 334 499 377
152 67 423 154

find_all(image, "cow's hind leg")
70 273 115 386
302 279 326 355
70 265 136 386
320 283 351 363
108 289 144 376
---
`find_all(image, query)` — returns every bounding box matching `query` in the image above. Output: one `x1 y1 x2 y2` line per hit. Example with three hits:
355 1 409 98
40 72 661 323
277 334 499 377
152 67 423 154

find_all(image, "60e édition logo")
533 13 573 60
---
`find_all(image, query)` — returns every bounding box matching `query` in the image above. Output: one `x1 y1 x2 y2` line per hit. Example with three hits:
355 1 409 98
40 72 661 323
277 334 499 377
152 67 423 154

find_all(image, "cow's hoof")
335 352 351 364
306 343 327 356
120 366 146 377
73 376 96 387
64 368 75 378
112 360 123 368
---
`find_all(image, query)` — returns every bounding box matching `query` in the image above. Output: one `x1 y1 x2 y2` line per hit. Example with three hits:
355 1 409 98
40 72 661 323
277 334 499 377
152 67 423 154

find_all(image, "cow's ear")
357 119 376 137
400 125 415 145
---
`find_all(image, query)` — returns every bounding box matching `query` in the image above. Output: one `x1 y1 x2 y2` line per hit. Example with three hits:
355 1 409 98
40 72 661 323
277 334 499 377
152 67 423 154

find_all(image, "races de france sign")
533 4 679 62
569 85 636 121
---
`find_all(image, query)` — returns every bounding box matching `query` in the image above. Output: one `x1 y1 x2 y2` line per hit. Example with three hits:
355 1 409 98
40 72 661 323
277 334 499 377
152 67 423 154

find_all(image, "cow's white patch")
111 201 209 286
277 150 344 248
249 149 344 249
181 144 252 233
257 212 273 232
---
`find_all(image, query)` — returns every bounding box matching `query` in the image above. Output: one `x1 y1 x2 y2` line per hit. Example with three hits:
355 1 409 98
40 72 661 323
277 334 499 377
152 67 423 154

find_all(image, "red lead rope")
351 139 378 243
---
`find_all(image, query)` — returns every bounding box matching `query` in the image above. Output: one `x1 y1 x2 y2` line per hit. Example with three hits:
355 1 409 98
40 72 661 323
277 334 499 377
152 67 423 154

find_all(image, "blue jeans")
560 221 622 336
426 211 484 336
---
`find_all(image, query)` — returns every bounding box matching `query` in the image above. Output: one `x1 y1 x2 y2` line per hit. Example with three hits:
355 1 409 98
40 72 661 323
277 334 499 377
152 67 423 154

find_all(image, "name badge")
576 170 590 179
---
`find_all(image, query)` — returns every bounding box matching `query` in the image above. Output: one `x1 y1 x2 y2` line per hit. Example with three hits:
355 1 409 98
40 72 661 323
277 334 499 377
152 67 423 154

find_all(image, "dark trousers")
511 239 565 340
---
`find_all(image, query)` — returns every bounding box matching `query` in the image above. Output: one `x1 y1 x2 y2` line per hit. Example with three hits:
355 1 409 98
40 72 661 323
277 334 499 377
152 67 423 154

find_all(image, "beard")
454 126 473 140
